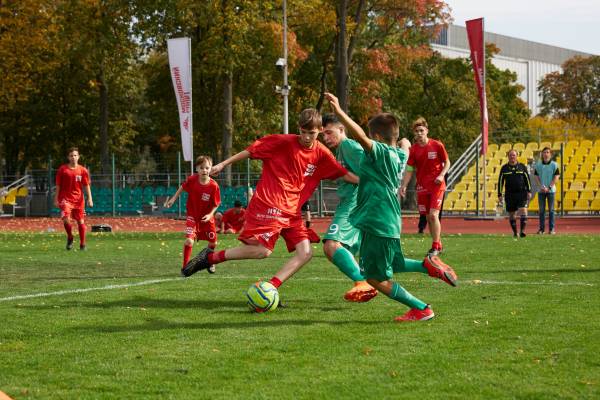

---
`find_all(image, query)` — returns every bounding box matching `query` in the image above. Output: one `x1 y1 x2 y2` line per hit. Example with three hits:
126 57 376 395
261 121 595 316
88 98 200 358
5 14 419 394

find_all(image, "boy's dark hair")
298 108 322 130
67 147 79 155
195 155 213 167
322 113 341 127
368 113 400 143
412 117 428 130
541 147 552 153
234 200 243 208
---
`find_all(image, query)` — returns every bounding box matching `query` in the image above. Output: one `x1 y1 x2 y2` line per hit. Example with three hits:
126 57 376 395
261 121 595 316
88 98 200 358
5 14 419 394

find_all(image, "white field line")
0 276 595 303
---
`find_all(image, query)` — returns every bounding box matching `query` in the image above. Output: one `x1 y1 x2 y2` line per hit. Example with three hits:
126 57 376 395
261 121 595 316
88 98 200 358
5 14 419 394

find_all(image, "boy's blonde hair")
298 108 322 130
368 113 399 143
412 117 428 130
195 155 213 167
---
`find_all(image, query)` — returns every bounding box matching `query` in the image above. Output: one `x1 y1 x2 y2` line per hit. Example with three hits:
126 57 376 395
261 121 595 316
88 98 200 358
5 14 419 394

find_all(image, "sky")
446 0 600 55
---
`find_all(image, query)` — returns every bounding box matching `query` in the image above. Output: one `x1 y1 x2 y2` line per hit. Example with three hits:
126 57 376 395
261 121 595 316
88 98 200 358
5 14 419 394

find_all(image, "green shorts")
323 202 361 255
358 231 406 281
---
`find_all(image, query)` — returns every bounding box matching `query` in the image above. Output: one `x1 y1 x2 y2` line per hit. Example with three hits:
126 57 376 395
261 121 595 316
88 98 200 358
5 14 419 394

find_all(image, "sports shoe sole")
181 247 213 277
395 312 435 322
427 256 458 287
344 289 378 303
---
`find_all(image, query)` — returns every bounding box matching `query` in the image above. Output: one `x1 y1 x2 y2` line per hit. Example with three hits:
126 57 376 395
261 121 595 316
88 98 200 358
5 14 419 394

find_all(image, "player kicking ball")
164 155 221 274
325 93 458 322
54 147 93 251
182 109 356 299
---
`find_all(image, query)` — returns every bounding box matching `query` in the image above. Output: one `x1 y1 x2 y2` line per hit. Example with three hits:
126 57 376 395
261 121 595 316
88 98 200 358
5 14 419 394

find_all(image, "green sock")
404 258 428 274
331 247 364 282
388 282 427 310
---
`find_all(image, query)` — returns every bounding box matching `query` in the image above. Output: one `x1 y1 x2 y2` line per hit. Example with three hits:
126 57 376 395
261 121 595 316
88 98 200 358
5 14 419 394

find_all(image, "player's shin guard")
183 244 193 267
332 247 364 281
64 222 74 240
388 282 427 310
509 218 518 235
77 223 86 246
520 215 527 233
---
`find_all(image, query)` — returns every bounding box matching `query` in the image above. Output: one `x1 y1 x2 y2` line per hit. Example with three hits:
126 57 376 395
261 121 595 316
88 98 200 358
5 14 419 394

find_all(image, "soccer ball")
246 281 279 313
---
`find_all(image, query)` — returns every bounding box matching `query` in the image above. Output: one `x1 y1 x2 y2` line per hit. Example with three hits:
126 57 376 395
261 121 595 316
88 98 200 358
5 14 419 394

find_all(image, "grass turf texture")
0 232 599 399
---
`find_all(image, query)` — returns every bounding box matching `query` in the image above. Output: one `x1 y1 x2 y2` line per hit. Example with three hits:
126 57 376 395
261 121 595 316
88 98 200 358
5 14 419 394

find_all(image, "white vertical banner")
167 37 193 162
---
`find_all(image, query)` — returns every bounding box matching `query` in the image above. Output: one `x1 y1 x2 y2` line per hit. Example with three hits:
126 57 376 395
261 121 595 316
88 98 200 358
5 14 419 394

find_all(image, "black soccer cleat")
66 238 74 250
181 247 213 277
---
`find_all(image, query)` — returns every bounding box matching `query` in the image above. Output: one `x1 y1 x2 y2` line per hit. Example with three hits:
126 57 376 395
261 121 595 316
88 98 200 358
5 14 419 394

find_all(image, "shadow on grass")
72 315 379 333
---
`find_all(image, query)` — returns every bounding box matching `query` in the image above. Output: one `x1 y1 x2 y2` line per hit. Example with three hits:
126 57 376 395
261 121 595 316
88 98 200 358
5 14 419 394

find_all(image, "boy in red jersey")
164 155 221 273
54 147 93 250
400 117 450 256
220 200 246 234
182 109 356 295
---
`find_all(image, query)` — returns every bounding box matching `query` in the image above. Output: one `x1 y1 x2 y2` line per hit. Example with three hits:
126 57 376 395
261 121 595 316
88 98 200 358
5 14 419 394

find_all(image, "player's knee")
322 240 339 259
184 238 194 246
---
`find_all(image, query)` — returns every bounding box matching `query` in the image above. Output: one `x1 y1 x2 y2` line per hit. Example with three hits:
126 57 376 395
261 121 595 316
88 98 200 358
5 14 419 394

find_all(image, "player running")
400 117 450 256
181 108 357 295
325 92 457 322
164 155 221 273
320 113 377 302
54 147 93 251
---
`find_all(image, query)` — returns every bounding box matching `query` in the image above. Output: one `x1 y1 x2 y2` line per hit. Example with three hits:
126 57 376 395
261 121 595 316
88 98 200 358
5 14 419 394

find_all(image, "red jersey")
407 139 449 188
222 207 246 231
181 175 221 220
56 164 90 207
247 134 347 218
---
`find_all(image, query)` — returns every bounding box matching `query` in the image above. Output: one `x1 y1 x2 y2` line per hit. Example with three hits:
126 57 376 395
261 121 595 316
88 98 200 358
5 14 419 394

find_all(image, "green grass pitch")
1 232 599 399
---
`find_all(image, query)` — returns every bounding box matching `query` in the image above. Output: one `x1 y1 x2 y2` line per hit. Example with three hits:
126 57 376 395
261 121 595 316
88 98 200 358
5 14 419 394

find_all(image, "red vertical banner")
466 18 488 155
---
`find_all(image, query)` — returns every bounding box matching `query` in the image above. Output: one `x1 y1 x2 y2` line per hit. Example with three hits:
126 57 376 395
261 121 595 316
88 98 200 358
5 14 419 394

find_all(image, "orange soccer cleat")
423 255 458 287
343 281 378 303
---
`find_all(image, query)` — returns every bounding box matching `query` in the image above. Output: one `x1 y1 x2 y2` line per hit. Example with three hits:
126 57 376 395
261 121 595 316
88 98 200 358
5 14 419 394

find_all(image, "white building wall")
431 44 561 115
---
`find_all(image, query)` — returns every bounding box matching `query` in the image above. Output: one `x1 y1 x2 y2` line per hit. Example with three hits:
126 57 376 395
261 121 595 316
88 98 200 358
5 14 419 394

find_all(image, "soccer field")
1 232 599 399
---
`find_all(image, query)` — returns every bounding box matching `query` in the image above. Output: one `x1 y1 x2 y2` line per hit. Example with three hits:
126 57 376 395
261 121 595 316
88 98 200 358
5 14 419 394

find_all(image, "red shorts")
59 200 85 221
416 183 446 215
185 216 218 243
237 209 310 252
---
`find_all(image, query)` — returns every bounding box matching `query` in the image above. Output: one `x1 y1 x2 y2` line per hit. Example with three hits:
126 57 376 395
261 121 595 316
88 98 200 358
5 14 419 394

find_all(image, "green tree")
539 55 600 124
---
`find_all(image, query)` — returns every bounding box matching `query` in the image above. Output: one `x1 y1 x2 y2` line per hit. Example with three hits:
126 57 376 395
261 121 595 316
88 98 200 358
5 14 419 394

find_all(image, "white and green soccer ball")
246 281 279 313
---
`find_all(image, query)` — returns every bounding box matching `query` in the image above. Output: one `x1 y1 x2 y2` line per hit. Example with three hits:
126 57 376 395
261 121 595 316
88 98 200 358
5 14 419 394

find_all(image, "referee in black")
498 149 532 237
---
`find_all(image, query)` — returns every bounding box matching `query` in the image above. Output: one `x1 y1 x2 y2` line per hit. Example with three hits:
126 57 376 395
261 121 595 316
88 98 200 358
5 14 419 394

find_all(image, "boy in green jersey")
325 92 458 322
321 113 377 302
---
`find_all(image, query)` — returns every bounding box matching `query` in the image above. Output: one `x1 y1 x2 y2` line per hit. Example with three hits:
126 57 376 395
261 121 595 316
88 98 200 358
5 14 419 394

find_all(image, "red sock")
78 223 86 246
208 250 226 264
183 244 193 267
269 277 282 288
64 222 73 240
432 241 442 250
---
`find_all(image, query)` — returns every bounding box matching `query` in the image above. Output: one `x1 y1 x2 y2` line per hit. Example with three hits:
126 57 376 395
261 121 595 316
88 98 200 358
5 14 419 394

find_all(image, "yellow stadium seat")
564 191 579 202
498 143 512 154
581 139 593 148
590 199 600 211
517 156 528 165
446 191 461 203
17 187 28 196
452 199 468 212
561 199 575 211
590 170 600 180
570 154 585 165
513 142 525 151
575 170 589 180
586 179 599 190
454 182 469 192
573 199 590 211
569 181 585 191
488 143 499 153
525 142 539 151
579 190 595 200
540 141 553 150
529 195 538 211
521 149 534 160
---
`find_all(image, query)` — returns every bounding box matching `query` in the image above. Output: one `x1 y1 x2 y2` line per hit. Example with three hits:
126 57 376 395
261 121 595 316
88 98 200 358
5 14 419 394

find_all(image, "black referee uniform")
498 162 531 236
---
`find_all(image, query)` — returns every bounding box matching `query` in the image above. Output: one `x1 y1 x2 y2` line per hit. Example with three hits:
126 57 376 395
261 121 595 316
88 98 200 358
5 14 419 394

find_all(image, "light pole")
275 0 289 134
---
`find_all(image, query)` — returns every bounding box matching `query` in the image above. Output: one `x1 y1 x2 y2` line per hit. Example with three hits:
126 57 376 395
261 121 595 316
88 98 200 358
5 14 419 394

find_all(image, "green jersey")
350 141 407 238
335 138 363 206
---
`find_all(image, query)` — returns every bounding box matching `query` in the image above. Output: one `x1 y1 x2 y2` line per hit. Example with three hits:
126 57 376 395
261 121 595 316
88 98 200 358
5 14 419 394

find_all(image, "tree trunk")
98 67 109 174
222 71 233 186
335 0 349 112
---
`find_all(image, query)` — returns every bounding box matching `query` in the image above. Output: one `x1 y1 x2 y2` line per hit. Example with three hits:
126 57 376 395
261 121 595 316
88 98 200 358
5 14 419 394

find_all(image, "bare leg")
272 239 312 283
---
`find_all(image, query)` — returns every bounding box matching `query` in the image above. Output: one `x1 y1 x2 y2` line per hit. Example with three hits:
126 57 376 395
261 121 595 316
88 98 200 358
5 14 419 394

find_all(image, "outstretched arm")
211 150 251 176
324 92 373 153
342 172 359 185
164 186 184 208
